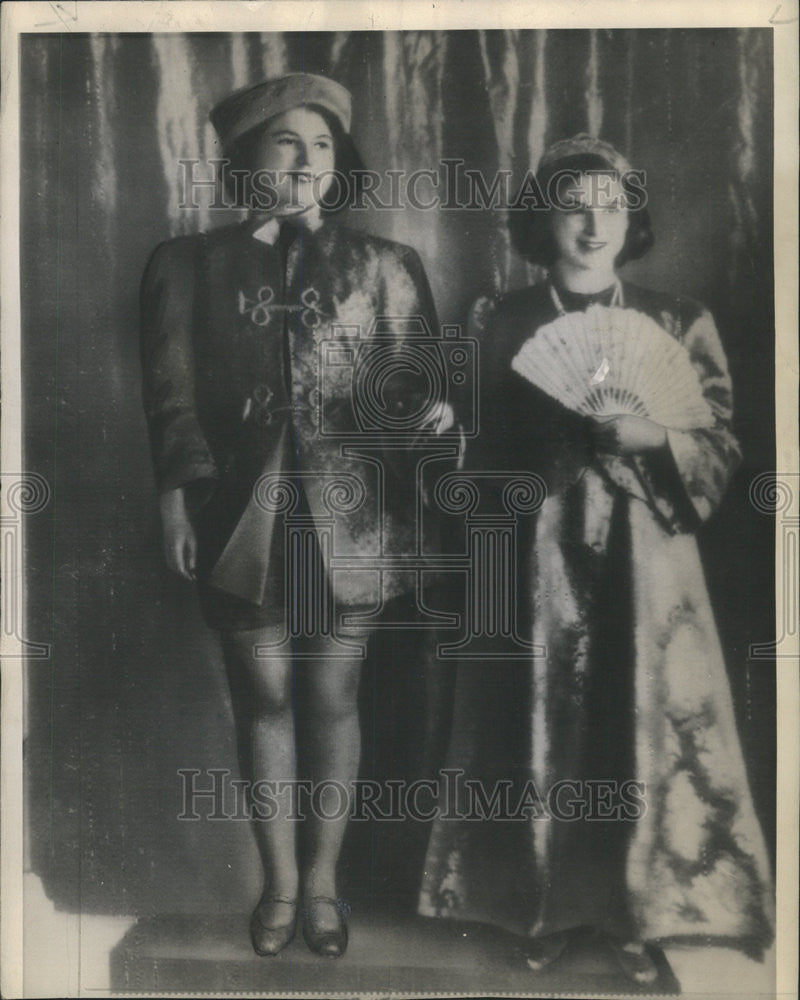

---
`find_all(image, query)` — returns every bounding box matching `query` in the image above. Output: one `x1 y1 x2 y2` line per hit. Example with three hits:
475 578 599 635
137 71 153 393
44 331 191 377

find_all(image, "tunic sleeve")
402 245 439 334
663 308 742 523
362 243 460 502
465 294 503 466
139 237 219 496
404 245 467 439
420 255 474 466
368 244 442 424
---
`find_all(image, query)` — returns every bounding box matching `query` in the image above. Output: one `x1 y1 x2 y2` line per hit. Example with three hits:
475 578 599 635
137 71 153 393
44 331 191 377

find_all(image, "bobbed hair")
221 102 366 215
509 152 654 268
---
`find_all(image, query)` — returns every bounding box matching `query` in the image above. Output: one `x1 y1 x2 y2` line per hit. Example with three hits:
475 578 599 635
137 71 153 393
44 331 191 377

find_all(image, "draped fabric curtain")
22 29 774 916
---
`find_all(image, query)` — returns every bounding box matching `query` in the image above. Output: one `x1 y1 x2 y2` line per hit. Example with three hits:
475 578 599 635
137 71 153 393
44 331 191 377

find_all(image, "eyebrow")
269 129 333 140
563 189 623 201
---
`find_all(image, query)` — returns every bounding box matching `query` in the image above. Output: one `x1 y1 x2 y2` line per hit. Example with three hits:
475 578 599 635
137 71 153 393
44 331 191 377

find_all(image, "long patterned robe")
418 279 774 956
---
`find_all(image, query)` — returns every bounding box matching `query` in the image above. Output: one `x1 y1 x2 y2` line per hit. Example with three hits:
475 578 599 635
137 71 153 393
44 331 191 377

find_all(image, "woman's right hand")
159 487 197 581
589 414 668 455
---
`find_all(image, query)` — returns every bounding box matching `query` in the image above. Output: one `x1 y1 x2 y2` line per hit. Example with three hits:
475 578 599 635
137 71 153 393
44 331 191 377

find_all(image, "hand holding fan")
510 305 715 431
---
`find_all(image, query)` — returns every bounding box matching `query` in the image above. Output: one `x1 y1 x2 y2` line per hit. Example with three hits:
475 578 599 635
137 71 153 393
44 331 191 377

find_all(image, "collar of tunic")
250 210 324 245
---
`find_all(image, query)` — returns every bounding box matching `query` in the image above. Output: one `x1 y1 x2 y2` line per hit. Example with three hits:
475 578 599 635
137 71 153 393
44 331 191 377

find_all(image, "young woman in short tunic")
141 73 448 958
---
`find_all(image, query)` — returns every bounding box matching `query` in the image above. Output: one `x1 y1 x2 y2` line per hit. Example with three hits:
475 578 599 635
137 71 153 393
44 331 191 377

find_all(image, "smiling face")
550 172 629 285
256 106 336 214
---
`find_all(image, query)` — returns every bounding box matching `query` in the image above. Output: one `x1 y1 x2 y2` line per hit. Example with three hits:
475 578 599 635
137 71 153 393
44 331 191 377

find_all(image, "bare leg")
300 628 368 932
222 627 299 925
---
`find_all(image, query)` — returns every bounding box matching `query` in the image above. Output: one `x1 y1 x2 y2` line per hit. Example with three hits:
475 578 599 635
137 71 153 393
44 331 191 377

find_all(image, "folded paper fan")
511 304 715 430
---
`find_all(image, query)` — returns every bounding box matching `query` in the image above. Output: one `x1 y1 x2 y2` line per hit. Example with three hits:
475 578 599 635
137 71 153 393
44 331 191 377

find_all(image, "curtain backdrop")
21 29 775 916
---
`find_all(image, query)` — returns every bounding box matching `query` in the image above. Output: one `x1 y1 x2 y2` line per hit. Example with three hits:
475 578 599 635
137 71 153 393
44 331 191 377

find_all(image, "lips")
578 239 608 251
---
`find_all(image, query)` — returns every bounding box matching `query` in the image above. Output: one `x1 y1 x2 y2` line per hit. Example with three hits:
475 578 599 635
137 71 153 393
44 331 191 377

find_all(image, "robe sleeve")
630 307 742 530
663 309 742 522
139 237 219 497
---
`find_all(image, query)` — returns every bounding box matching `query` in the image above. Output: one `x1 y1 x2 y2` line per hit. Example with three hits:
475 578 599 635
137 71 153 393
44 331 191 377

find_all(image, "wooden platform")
110 913 680 996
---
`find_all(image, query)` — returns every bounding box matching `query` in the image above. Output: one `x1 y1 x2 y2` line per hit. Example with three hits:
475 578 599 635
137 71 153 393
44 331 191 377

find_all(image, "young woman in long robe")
418 135 774 984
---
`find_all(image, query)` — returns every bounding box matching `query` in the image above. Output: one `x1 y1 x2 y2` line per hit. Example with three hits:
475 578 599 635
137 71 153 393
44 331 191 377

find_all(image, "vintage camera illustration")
317 316 477 439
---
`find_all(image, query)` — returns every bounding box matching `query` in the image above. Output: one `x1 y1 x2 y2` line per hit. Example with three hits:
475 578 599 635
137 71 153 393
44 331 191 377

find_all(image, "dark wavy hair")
509 152 654 268
221 103 366 214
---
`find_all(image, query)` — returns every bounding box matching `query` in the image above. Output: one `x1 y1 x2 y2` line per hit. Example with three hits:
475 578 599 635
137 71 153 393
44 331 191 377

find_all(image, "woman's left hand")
589 414 667 455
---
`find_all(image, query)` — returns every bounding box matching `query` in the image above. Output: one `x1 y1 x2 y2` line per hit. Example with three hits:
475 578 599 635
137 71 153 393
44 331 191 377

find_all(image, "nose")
293 143 309 169
582 210 597 236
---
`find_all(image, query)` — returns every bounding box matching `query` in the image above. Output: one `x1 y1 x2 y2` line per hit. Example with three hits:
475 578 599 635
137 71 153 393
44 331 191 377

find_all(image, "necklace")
549 277 624 317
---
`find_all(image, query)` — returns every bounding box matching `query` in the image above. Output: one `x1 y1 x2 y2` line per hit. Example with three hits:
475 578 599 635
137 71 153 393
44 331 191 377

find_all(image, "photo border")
1 3 797 997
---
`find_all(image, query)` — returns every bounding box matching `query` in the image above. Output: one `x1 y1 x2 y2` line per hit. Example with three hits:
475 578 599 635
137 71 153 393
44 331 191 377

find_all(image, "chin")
279 198 316 214
578 254 616 273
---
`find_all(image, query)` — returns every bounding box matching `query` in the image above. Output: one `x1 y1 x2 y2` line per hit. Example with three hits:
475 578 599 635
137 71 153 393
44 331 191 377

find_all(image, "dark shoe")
607 938 659 985
302 895 348 958
525 930 571 971
249 896 298 957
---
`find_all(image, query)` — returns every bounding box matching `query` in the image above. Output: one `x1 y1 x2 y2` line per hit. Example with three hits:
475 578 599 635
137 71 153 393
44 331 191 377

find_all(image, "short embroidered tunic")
140 217 441 630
